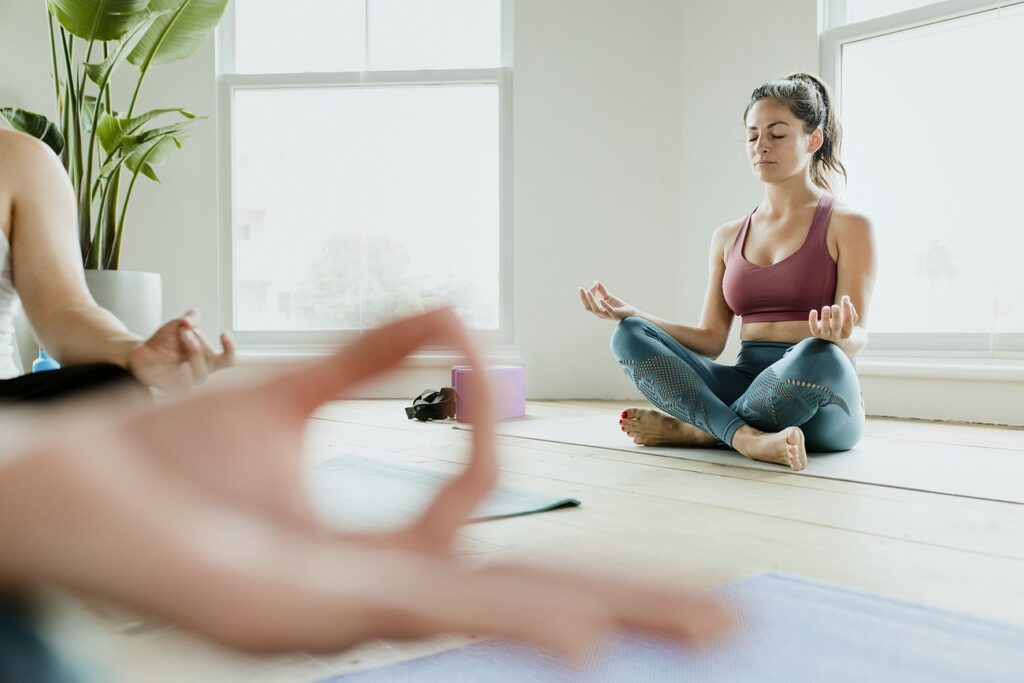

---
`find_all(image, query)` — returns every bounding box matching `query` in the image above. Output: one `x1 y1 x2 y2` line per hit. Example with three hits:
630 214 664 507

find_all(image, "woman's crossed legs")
610 317 864 470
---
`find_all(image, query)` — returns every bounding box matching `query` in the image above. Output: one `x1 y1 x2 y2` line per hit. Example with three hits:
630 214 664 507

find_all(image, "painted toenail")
621 410 628 418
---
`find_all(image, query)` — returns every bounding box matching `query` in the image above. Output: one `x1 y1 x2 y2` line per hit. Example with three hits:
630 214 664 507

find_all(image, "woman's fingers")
385 562 615 659
367 559 733 660
475 564 735 646
578 287 595 313
839 297 853 338
178 326 210 386
179 321 236 373
841 295 859 329
829 305 841 337
583 289 610 320
217 333 237 371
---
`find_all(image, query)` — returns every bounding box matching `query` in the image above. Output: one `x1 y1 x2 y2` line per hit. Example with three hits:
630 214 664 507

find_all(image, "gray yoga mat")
468 415 1024 504
306 455 579 531
321 572 1024 682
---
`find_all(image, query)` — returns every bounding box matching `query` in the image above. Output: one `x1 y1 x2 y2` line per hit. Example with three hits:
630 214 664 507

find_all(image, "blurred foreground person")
0 308 733 681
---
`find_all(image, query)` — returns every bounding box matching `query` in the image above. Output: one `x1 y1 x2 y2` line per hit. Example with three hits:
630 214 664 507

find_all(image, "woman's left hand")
808 295 859 343
127 310 235 395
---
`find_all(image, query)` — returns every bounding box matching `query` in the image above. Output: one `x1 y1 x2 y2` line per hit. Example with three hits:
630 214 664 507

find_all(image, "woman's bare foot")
730 425 807 471
619 409 718 447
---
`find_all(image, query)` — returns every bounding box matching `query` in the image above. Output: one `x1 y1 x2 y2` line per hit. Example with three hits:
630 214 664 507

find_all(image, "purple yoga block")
451 365 526 422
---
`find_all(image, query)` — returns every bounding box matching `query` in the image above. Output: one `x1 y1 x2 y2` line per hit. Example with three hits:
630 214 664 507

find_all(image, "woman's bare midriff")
739 320 812 345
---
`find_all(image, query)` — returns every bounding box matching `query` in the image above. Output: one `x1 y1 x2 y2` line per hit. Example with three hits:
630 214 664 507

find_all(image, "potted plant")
1 0 228 343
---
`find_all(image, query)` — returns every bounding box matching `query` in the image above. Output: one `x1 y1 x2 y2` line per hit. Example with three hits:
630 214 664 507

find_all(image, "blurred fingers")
471 564 734 647
217 333 237 370
179 326 210 385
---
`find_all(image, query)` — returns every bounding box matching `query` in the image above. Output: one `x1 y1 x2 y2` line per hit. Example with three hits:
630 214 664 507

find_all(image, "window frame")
820 0 1024 359
217 0 514 350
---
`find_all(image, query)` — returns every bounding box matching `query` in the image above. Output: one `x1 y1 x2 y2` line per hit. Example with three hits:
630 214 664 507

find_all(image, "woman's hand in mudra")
578 281 637 321
808 295 859 342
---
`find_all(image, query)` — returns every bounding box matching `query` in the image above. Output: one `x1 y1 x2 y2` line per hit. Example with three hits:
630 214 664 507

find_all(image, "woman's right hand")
578 281 637 321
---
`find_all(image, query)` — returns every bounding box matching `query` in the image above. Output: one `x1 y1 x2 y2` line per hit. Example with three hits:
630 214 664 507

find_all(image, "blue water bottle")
32 349 60 373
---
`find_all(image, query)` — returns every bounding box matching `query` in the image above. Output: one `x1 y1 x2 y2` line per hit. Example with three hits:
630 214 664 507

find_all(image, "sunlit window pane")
840 5 1024 334
232 85 499 331
368 0 500 70
843 1 940 24
234 0 366 73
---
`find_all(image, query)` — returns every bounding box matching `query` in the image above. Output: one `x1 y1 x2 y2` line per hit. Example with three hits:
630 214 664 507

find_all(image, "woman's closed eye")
747 135 786 142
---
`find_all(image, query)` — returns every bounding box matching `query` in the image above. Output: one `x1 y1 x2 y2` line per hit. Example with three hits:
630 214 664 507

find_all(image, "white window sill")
857 357 1024 382
234 346 524 370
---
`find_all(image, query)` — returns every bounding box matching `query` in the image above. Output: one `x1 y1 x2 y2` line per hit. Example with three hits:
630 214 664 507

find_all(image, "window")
821 0 1024 357
219 0 510 345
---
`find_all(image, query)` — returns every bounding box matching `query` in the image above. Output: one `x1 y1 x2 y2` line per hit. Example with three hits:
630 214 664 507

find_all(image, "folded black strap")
404 387 457 421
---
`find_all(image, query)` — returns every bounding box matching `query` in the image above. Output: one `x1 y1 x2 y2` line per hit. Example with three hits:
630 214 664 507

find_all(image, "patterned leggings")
610 317 864 452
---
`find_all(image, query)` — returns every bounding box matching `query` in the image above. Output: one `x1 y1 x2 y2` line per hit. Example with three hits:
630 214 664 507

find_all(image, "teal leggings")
610 317 864 452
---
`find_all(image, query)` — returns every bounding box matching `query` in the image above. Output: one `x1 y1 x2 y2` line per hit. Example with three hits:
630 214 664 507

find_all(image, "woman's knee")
609 316 654 360
780 338 852 382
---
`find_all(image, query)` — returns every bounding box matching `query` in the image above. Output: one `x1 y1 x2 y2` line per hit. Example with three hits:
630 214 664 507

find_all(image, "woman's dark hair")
743 72 846 192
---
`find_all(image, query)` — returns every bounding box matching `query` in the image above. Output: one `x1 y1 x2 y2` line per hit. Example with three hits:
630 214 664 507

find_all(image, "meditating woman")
579 73 877 471
0 127 234 401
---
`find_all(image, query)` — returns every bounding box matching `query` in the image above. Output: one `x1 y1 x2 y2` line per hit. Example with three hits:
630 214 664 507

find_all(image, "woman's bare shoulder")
711 215 747 259
0 128 59 176
828 200 874 234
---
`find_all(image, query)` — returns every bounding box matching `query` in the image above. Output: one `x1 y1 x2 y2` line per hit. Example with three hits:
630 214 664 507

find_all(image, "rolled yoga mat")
320 572 1024 682
462 414 1024 504
306 455 579 532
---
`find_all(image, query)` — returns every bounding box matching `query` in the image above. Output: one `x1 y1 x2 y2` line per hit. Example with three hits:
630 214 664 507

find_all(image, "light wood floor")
48 400 1024 682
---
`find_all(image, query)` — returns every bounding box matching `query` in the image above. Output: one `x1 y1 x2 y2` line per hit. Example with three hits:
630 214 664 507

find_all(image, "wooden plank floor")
46 400 1024 682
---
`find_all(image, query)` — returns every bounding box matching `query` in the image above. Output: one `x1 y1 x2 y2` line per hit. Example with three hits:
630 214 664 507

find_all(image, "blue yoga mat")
306 456 579 532
320 572 1024 682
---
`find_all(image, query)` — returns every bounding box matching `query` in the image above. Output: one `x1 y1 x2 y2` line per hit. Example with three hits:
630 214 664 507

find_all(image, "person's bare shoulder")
711 216 747 263
0 127 54 161
828 201 874 238
826 200 875 259
0 128 62 182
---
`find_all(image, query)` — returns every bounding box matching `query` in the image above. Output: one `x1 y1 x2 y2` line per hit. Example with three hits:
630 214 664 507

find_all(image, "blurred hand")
0 307 734 658
126 310 235 395
808 295 859 343
122 306 498 551
578 281 637 321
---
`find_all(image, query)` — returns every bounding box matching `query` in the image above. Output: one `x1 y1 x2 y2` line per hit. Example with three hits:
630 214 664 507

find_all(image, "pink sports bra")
722 194 837 324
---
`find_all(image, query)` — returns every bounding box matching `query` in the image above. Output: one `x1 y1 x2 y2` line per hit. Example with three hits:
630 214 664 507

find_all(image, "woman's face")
745 98 822 184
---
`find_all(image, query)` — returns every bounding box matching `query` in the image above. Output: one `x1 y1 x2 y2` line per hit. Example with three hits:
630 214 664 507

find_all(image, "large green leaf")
126 134 182 181
127 0 228 70
47 0 151 42
95 109 196 156
83 10 167 89
0 108 66 157
80 95 99 133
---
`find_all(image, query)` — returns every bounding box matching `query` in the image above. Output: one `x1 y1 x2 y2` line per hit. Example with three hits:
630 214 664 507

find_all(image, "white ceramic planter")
84 269 163 338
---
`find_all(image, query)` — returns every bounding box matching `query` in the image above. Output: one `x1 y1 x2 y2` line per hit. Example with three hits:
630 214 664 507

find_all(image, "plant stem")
113 142 162 270
127 0 189 118
102 171 121 268
47 12 64 168
101 42 118 267
59 28 90 255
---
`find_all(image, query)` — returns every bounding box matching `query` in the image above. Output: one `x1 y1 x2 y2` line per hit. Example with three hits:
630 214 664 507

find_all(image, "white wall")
676 0 820 364
4 1 1019 424
0 0 221 332
516 0 821 398
512 0 684 398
